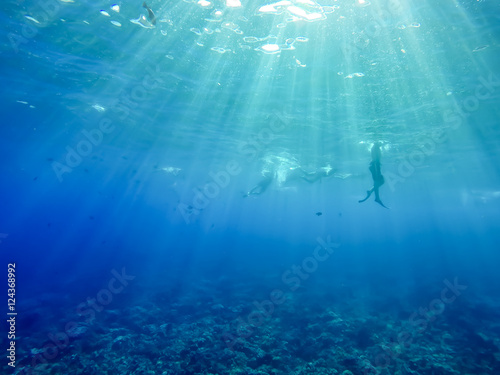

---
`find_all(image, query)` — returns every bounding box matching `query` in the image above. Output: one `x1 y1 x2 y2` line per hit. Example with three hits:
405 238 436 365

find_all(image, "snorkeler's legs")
243 185 262 197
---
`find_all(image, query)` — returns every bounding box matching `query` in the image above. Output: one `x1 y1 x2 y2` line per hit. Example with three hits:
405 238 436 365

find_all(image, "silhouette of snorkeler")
243 164 339 197
359 142 388 208
243 171 273 197
301 165 334 183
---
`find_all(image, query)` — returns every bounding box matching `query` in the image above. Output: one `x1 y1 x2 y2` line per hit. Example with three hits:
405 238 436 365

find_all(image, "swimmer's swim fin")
358 190 373 203
375 198 389 209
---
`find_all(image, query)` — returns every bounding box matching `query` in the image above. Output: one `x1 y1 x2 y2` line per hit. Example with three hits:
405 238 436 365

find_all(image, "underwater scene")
1 0 500 374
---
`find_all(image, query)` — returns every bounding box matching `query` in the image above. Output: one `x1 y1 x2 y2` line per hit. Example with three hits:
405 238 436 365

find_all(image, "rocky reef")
7 278 500 375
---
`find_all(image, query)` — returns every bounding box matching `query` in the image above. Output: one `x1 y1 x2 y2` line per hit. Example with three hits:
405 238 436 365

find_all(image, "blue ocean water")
1 0 500 373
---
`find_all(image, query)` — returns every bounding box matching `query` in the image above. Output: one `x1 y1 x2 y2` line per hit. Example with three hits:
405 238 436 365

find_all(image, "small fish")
472 45 489 52
316 212 322 216
143 2 156 25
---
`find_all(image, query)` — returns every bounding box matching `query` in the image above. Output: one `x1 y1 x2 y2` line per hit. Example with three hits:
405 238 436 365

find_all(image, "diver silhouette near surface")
359 142 388 208
243 164 341 198
243 171 274 197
